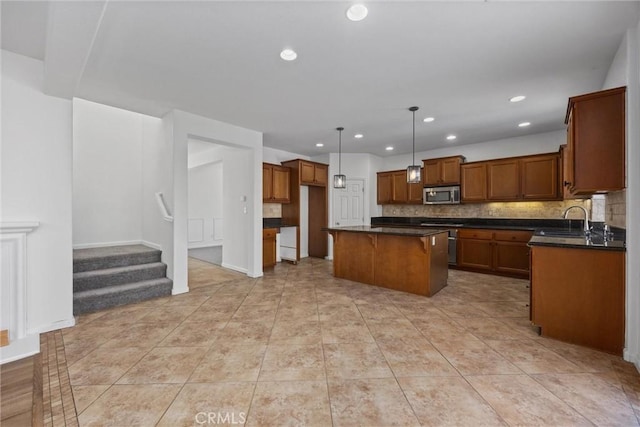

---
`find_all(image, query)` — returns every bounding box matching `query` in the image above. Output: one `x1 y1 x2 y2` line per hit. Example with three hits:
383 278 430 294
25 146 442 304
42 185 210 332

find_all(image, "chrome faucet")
562 205 591 235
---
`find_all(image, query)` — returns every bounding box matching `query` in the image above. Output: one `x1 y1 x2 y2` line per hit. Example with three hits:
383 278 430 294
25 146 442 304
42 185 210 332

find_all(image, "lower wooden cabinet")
457 229 533 278
262 228 277 268
530 245 624 355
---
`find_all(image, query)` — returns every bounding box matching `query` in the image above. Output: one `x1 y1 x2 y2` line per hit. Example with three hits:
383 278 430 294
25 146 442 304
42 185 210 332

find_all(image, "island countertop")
323 225 447 237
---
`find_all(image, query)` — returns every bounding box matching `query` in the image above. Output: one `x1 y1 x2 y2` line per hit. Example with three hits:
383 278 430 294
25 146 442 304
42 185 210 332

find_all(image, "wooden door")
300 162 315 184
487 159 520 200
262 164 273 201
262 228 277 268
457 239 493 271
441 157 462 184
271 166 290 202
521 154 559 200
377 173 392 204
494 241 530 277
423 160 441 186
561 144 574 200
313 164 328 186
391 171 408 203
408 180 423 204
461 163 487 202
308 186 328 258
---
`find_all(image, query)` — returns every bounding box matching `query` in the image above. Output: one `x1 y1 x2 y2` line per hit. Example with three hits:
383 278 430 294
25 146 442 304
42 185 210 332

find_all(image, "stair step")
73 262 167 292
73 245 161 273
73 278 173 315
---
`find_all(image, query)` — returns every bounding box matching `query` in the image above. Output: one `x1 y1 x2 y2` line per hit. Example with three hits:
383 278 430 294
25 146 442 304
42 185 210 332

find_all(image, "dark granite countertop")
263 218 297 229
371 217 626 252
324 225 447 237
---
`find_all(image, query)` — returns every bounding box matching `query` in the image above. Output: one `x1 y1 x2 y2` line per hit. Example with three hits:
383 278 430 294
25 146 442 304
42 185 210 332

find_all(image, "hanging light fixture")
333 127 347 188
407 106 421 183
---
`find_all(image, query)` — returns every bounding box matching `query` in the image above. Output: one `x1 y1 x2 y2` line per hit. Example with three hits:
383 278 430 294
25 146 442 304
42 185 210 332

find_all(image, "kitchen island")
325 226 449 297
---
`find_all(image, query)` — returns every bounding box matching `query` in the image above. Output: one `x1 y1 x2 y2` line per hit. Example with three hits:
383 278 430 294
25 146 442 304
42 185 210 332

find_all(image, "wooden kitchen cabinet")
263 163 290 203
460 163 487 202
530 245 625 355
376 169 424 204
262 228 277 268
462 153 560 203
563 86 626 196
487 159 520 200
300 161 328 186
457 228 533 278
423 156 464 186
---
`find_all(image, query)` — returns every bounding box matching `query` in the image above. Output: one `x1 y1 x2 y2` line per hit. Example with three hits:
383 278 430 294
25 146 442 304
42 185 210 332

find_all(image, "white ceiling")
2 1 639 157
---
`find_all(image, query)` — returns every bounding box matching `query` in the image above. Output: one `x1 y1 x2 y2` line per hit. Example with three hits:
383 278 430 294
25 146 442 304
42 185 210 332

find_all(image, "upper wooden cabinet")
460 163 487 202
423 156 465 186
376 169 424 204
300 161 328 186
563 86 626 196
462 152 560 203
263 163 290 203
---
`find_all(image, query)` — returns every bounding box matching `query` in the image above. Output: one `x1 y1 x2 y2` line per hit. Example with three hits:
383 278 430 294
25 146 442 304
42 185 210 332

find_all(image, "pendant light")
407 106 421 183
333 127 347 188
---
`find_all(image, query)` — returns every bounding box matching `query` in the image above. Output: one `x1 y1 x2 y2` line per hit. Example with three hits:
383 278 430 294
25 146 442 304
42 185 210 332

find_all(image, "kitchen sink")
536 229 587 237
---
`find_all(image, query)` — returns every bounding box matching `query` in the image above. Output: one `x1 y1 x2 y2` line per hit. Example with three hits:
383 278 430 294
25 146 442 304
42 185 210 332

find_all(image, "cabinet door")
571 88 625 193
423 160 441 186
391 171 408 203
377 173 392 204
408 181 423 204
487 159 520 200
300 162 315 184
457 239 493 271
461 163 487 202
521 154 559 200
441 157 462 185
313 164 328 186
561 144 574 200
494 241 530 277
263 164 273 201
262 228 277 268
271 166 290 202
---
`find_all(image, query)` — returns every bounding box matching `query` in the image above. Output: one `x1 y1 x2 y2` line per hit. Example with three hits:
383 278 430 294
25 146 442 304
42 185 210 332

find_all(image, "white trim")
73 240 144 249
188 242 222 249
0 222 40 234
141 240 162 250
155 192 174 222
172 286 189 296
221 262 248 274
29 317 75 334
0 334 39 365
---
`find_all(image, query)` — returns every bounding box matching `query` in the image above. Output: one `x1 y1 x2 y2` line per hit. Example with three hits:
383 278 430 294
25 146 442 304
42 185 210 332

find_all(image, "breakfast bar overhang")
325 226 449 297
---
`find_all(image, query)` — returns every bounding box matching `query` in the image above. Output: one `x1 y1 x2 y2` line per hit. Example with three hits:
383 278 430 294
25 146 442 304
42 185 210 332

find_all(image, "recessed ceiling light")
446 135 457 141
354 134 363 139
346 4 368 21
385 146 394 151
518 122 531 127
316 143 324 147
510 95 526 103
280 49 297 61
423 117 435 123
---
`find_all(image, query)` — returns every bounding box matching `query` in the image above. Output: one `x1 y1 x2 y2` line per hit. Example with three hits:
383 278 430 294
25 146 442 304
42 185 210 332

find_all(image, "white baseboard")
29 317 76 334
73 240 142 250
172 287 189 295
623 348 640 371
0 334 40 365
248 271 264 278
142 240 162 250
188 242 222 249
221 262 248 274
325 255 333 260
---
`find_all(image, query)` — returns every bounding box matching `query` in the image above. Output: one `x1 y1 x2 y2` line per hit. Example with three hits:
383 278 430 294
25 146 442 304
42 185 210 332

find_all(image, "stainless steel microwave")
423 185 461 205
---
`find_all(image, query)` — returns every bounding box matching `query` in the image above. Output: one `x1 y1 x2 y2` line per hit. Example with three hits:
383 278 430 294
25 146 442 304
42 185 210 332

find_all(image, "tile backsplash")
381 199 591 220
263 203 282 218
605 190 626 228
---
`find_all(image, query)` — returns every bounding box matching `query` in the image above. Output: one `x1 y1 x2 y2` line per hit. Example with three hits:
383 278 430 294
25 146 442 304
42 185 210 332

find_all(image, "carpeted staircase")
73 245 172 315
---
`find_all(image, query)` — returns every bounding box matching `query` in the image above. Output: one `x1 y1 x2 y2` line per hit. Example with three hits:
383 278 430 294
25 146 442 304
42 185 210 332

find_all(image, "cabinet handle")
563 181 571 187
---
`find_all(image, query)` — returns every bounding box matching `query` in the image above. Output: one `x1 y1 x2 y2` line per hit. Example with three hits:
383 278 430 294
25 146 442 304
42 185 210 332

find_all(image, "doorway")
332 179 365 227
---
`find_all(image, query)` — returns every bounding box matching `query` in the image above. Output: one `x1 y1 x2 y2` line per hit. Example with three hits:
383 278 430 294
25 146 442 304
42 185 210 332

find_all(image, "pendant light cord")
412 109 416 167
339 128 342 175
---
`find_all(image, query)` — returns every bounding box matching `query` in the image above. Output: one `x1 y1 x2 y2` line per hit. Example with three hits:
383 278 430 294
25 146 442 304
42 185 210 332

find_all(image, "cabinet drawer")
263 228 278 239
458 229 493 240
493 230 533 243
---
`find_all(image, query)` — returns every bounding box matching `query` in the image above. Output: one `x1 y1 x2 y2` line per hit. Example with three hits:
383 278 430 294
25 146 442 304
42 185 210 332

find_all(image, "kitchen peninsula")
325 226 449 297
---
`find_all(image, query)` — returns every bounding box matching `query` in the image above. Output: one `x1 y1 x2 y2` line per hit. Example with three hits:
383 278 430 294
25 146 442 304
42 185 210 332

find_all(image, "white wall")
1 51 74 354
382 130 566 171
166 110 263 294
264 146 309 164
188 161 223 248
73 99 143 247
222 147 252 271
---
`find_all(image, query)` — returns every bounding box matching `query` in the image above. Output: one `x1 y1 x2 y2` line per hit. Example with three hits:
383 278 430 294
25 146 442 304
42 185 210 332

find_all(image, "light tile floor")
64 257 640 426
